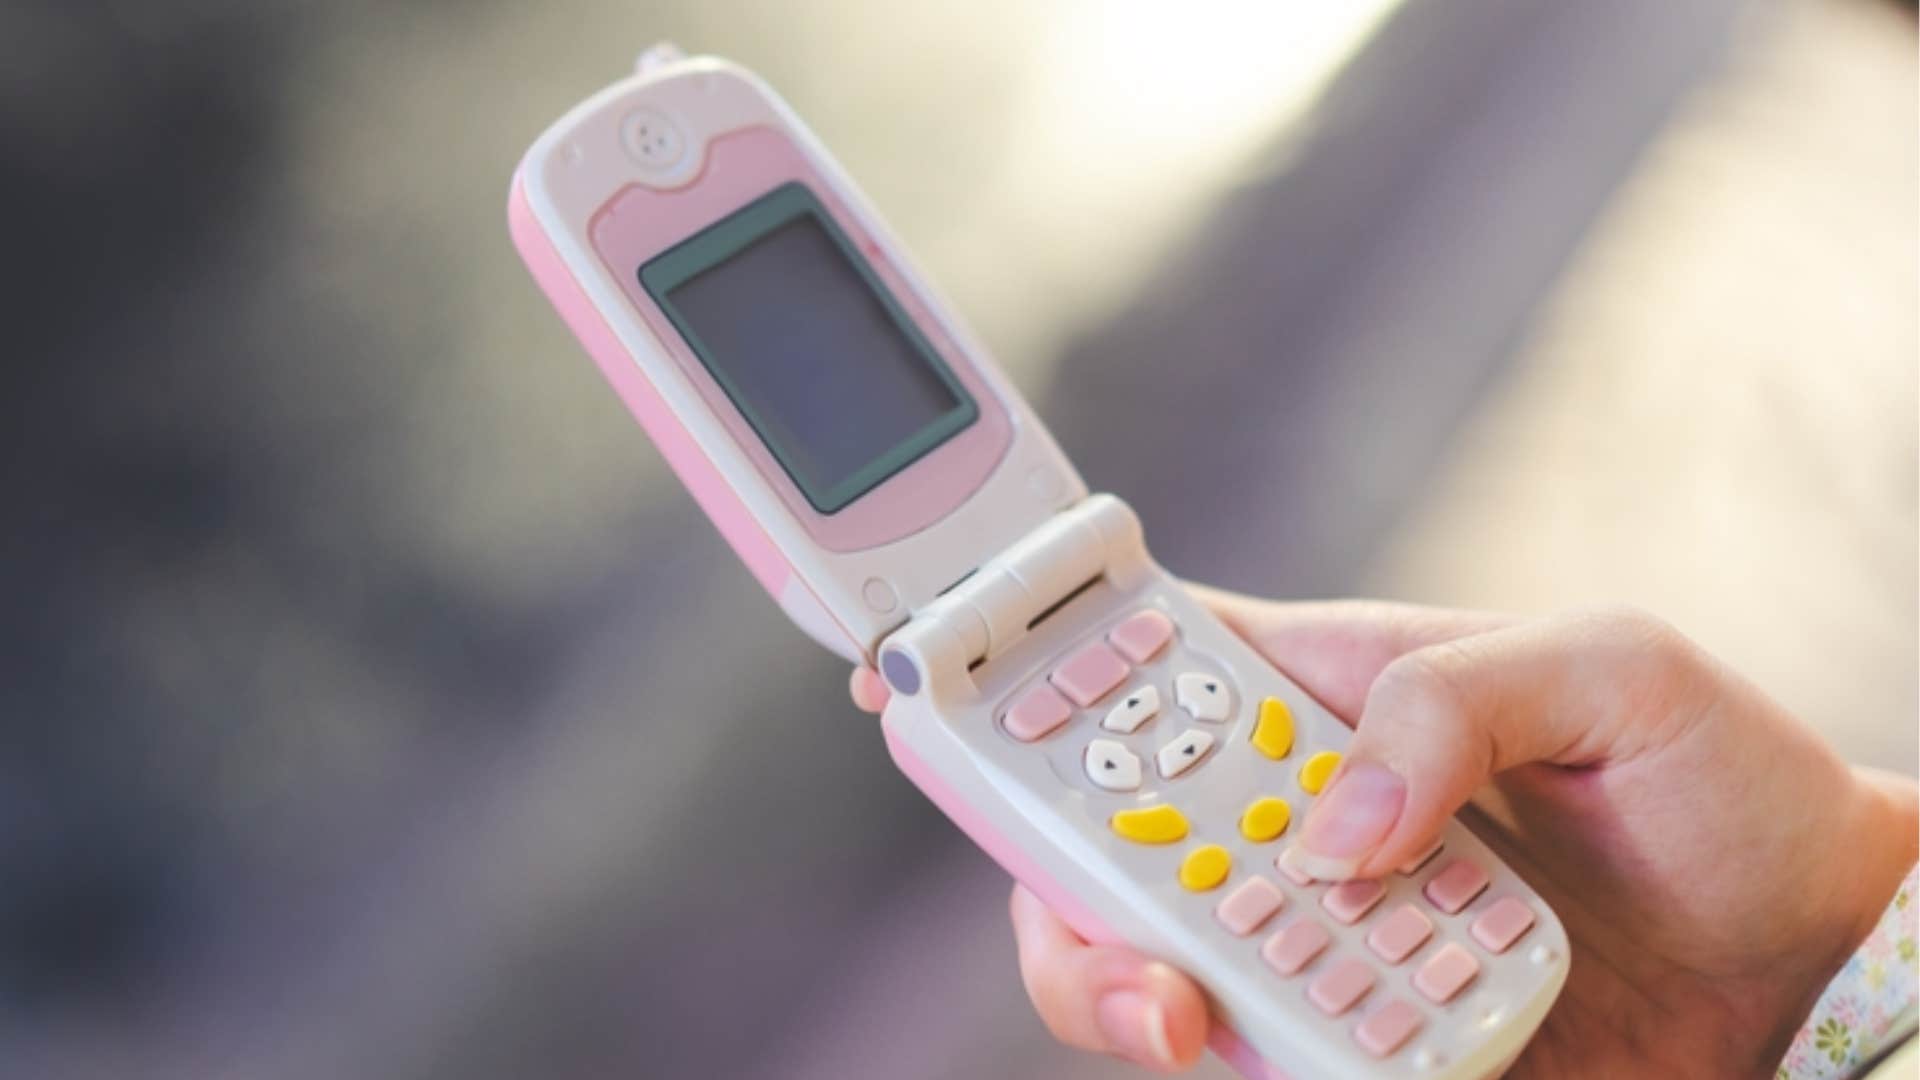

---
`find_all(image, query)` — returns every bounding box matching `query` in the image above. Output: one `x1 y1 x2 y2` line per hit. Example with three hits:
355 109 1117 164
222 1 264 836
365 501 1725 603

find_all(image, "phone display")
641 182 976 514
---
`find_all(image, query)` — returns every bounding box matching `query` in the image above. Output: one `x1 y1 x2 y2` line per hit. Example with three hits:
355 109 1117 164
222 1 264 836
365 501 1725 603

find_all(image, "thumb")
1293 608 1704 880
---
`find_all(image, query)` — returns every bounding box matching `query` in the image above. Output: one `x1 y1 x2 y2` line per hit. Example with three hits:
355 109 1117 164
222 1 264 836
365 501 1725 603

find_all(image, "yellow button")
1299 750 1342 794
1178 844 1232 891
1251 697 1295 759
1110 804 1190 844
1239 796 1292 842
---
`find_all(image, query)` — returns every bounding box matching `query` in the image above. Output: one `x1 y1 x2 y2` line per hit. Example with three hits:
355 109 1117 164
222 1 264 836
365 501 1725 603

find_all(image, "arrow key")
1156 728 1216 779
1175 672 1232 722
1084 738 1143 792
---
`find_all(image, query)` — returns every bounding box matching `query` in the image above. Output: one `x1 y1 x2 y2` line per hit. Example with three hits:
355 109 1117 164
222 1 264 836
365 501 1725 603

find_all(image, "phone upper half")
510 58 1087 659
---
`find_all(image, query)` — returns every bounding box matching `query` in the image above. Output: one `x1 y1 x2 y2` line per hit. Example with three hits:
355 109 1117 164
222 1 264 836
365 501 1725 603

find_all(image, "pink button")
1108 609 1175 664
1049 642 1130 707
1365 904 1433 964
1274 846 1317 887
1215 877 1286 937
1470 896 1537 954
1413 942 1480 1003
1002 685 1072 742
1261 919 1331 976
1353 998 1423 1058
1423 858 1489 915
1320 878 1386 925
1306 957 1375 1016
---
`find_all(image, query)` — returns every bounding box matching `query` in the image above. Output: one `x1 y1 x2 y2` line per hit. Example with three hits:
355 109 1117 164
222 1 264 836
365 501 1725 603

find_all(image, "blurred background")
2 0 1914 1077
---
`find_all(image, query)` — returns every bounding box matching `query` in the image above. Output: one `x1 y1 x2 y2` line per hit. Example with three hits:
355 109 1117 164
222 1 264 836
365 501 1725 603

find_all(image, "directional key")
1101 685 1161 734
1156 728 1216 779
1084 738 1143 792
1175 673 1231 722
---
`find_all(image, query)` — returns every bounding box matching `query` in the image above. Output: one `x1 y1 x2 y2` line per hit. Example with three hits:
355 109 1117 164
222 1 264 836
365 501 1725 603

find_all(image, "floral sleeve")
1777 865 1919 1079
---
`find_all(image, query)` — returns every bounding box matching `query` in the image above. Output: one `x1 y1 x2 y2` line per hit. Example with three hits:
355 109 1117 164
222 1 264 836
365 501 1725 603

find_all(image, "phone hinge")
881 494 1149 694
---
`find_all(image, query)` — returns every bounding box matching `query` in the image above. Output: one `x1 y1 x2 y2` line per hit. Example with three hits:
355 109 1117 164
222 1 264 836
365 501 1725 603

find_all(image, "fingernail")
1096 990 1176 1068
1299 760 1406 876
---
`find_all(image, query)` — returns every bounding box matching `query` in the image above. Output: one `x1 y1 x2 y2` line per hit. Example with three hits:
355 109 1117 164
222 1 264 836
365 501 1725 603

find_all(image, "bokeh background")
3 0 1914 1077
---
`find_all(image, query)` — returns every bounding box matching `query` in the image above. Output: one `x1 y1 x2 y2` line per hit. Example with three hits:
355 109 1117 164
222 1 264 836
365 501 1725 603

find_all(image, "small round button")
862 576 898 613
620 108 685 169
880 648 922 696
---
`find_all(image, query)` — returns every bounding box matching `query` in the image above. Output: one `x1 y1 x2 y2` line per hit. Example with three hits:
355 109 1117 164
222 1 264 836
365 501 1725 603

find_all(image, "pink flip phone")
508 45 1568 1079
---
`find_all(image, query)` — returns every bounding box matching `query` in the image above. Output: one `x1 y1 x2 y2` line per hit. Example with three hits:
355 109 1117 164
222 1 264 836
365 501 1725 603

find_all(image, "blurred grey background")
1 0 1913 1078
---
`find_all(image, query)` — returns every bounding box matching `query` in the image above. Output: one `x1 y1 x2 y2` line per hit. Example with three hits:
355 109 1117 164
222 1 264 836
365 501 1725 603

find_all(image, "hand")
848 588 1918 1076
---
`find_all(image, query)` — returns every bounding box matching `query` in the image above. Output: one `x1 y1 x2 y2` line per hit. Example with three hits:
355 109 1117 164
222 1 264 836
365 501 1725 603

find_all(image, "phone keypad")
1155 728 1216 779
1048 642 1129 707
993 606 1546 1068
1178 844 1233 892
1237 797 1292 843
1110 804 1189 845
1101 686 1160 733
1298 750 1343 794
1174 672 1233 722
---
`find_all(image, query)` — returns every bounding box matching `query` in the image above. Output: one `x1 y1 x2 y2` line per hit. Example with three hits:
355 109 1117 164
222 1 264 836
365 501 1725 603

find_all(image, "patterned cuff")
1777 864 1919 1079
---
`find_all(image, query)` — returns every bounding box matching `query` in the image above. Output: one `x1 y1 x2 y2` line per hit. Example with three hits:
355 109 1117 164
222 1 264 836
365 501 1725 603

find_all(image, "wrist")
1839 768 1919 952
1769 770 1919 1079
1774 768 1919 1052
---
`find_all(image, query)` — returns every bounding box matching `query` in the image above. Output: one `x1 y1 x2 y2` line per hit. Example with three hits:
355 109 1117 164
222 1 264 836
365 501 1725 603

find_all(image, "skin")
847 587 1919 1077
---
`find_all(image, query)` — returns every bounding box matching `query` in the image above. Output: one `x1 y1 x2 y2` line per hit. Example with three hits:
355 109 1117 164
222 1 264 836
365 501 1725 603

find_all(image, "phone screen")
641 183 977 513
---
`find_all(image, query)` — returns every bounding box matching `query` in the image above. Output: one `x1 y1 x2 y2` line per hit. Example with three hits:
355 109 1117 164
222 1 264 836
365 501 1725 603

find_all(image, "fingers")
1295 607 1712 879
1008 885 1209 1071
848 666 890 713
1185 586 1515 722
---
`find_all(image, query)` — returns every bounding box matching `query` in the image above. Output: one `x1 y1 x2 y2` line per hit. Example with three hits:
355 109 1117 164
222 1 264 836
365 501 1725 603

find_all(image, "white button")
1175 673 1231 722
862 577 898 613
620 108 686 169
1155 729 1215 779
1084 739 1143 791
1101 685 1161 733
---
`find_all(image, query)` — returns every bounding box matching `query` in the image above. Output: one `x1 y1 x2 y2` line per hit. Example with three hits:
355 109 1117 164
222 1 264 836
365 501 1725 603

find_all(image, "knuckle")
1561 605 1714 722
1372 644 1476 724
1572 605 1700 674
1365 643 1491 773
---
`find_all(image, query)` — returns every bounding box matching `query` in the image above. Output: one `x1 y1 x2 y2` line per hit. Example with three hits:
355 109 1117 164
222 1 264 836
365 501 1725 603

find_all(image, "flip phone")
508 46 1568 1078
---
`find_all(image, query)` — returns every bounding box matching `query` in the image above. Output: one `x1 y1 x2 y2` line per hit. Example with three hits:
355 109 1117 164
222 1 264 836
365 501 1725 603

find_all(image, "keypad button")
1298 750 1342 794
1178 844 1232 892
1307 957 1376 1016
1354 999 1423 1058
1083 739 1142 792
1108 609 1174 663
1261 919 1331 976
1101 685 1160 734
1049 642 1130 707
1275 845 1317 887
1251 697 1294 759
1321 879 1386 925
1423 858 1490 915
1174 673 1231 722
1239 796 1292 843
1365 904 1434 964
1110 804 1190 845
1155 728 1216 779
1470 896 1537 953
1398 840 1443 875
1413 942 1480 1004
1215 877 1285 936
1003 685 1072 742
